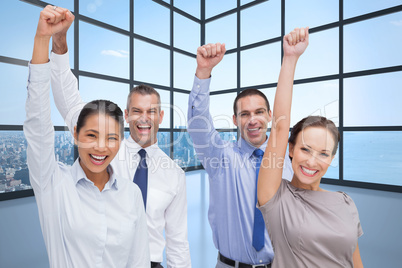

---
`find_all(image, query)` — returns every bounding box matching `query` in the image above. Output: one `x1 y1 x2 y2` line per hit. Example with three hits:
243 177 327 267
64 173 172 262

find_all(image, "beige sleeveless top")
258 179 363 268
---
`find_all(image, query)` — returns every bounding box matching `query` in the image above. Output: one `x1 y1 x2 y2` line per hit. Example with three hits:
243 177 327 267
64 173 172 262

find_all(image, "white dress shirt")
50 51 191 267
24 62 150 268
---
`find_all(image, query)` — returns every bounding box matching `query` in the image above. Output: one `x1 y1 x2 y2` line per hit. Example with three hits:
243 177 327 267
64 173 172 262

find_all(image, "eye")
301 147 310 153
108 137 118 141
320 152 330 158
256 110 264 114
87 133 96 138
240 112 249 117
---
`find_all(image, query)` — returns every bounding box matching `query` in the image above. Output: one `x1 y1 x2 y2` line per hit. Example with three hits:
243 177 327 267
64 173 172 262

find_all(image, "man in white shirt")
50 11 190 268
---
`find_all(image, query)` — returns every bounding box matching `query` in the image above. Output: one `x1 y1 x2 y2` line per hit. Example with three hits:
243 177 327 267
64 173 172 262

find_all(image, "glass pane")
205 14 237 50
173 92 189 129
0 130 74 194
0 63 65 126
285 0 338 33
157 132 171 158
294 28 339 80
241 0 281 46
173 132 200 168
80 0 129 30
174 53 197 91
210 93 237 129
241 42 281 87
54 131 75 165
261 80 339 127
210 52 237 91
344 71 402 127
134 39 170 86
344 11 402 73
50 0 74 11
241 0 255 5
0 131 30 193
79 76 130 127
206 0 237 18
174 0 200 19
344 131 402 186
324 150 339 180
79 22 129 79
0 2 42 61
174 13 201 53
344 0 402 19
218 132 238 142
134 0 170 44
156 89 171 129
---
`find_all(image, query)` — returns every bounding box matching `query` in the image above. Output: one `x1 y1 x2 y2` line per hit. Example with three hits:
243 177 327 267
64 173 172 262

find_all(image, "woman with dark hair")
24 6 149 267
256 28 364 267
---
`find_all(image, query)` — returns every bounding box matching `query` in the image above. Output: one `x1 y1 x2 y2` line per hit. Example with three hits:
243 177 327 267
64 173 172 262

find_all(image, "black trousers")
151 262 163 268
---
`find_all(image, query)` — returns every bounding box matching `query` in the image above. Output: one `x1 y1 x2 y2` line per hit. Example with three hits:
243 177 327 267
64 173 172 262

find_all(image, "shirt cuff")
28 62 50 83
192 75 211 95
50 50 71 71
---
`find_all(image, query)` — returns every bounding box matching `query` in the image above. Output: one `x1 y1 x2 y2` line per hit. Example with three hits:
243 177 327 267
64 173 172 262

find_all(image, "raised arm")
25 6 72 193
257 28 309 206
187 43 229 176
49 11 85 135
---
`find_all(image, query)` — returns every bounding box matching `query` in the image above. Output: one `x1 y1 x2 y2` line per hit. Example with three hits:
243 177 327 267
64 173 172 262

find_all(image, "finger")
305 26 310 43
294 28 300 44
211 44 217 57
299 27 306 42
204 44 212 57
216 42 221 56
221 43 226 55
285 33 292 46
291 31 297 45
65 10 75 23
40 9 57 24
197 46 208 58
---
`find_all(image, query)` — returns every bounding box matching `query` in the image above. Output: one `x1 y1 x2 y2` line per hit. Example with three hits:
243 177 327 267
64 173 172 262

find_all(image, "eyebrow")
85 129 119 136
238 107 266 114
305 144 330 152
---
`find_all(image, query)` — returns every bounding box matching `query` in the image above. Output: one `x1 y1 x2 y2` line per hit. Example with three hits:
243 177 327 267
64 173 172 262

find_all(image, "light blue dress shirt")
24 62 150 268
188 76 293 265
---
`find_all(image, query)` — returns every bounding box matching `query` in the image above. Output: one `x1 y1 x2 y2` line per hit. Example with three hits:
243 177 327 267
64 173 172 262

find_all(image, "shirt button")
197 85 200 88
192 106 194 109
260 260 262 263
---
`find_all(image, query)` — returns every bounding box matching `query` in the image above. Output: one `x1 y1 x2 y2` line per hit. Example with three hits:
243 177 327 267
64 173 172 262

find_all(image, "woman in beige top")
257 27 364 268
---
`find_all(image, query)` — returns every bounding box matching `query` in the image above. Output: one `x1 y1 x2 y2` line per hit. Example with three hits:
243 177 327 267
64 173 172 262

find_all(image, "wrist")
52 35 68 54
195 67 212 79
282 54 299 65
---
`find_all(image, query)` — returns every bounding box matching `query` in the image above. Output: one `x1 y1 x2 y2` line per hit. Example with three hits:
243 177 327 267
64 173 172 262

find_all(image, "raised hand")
36 5 73 39
283 27 309 58
195 43 226 79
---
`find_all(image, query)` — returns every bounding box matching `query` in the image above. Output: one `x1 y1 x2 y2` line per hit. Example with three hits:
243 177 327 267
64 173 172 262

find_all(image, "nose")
306 152 318 167
94 138 107 152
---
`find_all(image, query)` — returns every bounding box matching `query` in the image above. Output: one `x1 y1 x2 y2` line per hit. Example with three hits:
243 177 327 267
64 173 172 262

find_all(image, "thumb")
65 10 75 23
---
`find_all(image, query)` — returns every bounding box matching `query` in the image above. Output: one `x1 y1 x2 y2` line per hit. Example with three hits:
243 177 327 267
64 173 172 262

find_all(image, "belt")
151 262 161 268
219 253 271 268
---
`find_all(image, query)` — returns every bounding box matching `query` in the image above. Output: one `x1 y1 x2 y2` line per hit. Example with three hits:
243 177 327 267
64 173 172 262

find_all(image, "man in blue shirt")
188 28 308 267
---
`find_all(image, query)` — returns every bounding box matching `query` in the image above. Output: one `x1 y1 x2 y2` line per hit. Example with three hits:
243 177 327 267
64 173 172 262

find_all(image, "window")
1 0 401 200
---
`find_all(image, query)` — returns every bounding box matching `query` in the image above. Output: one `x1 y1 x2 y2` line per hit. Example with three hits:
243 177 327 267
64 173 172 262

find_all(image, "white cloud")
390 20 402 27
101 50 129 58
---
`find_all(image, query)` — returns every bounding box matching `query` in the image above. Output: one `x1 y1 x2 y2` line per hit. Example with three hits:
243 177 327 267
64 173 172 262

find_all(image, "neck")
290 176 321 191
79 159 110 191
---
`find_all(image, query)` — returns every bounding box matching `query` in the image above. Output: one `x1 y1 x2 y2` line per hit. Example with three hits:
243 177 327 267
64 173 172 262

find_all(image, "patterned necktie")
252 148 265 251
133 149 148 210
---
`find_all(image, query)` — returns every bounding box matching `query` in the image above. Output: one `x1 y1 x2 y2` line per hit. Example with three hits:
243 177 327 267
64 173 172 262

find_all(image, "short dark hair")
233 89 270 116
289 116 340 156
126 84 161 111
76 100 124 137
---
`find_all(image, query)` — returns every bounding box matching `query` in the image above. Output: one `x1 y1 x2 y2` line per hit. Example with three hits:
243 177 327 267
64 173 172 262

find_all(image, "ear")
233 114 238 127
159 109 164 124
124 109 129 123
267 109 272 123
288 143 294 158
73 126 78 146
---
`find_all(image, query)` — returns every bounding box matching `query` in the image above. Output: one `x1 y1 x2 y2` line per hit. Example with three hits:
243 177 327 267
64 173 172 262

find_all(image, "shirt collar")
237 136 268 158
71 158 119 190
125 135 159 158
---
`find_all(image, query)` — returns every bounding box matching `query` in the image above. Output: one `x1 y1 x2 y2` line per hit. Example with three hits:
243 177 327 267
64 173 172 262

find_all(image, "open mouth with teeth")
247 127 260 136
90 154 108 165
300 166 319 177
137 124 151 133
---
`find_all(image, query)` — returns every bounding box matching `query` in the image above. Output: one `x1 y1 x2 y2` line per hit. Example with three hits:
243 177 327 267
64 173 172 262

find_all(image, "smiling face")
74 113 121 179
125 93 164 148
233 95 272 148
289 126 336 190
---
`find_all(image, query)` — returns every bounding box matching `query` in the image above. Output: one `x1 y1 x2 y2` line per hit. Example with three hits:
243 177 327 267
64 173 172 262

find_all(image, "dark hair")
289 116 340 156
233 89 270 116
126 84 161 111
76 100 124 137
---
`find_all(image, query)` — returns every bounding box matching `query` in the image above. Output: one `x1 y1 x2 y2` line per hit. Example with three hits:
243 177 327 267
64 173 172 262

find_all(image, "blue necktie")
133 149 148 210
252 148 265 251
